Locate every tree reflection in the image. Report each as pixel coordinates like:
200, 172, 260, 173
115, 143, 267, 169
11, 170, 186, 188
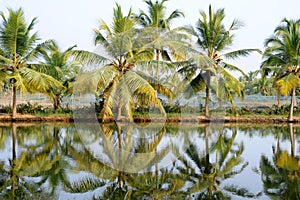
176, 125, 260, 199
258, 123, 300, 199
0, 123, 53, 200
2, 123, 295, 199
66, 122, 171, 199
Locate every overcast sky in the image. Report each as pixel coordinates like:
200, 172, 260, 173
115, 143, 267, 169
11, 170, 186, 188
1, 0, 299, 76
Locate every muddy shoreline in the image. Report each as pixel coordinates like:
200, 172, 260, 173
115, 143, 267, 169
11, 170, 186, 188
0, 114, 298, 124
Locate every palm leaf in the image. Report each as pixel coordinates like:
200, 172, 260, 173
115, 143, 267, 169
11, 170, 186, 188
276, 73, 299, 96
71, 50, 109, 66
222, 48, 261, 60
222, 62, 247, 77
19, 67, 64, 93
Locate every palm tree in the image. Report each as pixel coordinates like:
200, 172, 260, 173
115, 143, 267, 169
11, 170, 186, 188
33, 41, 82, 110
0, 8, 63, 118
73, 4, 172, 121
135, 0, 187, 80
261, 18, 300, 121
252, 76, 275, 96
182, 5, 260, 117
136, 0, 184, 30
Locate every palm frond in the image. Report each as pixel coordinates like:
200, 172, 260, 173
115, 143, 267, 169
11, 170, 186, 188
222, 48, 262, 60
135, 70, 173, 98
222, 62, 247, 77
276, 73, 299, 96
71, 50, 109, 67
19, 67, 64, 93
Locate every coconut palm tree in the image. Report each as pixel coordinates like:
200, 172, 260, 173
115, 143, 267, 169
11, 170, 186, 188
0, 8, 63, 118
32, 41, 82, 110
136, 0, 184, 30
73, 4, 172, 121
261, 18, 300, 121
181, 5, 260, 117
134, 0, 188, 80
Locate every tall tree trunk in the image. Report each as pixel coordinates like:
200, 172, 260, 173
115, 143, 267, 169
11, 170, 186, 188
277, 86, 281, 107
205, 72, 211, 117
53, 95, 61, 110
218, 99, 223, 109
117, 101, 122, 121
12, 82, 17, 119
155, 49, 160, 80
288, 87, 295, 122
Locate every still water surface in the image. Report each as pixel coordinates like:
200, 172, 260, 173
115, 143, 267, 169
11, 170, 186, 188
0, 122, 299, 200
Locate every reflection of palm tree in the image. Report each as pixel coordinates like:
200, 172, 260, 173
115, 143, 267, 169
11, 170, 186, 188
31, 126, 72, 195
126, 169, 186, 199
0, 123, 52, 199
66, 123, 170, 199
258, 124, 300, 199
177, 125, 258, 199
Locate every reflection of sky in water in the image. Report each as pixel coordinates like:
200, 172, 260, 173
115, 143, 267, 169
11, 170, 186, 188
0, 124, 298, 199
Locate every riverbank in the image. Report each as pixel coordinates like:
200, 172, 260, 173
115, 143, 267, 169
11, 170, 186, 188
0, 113, 298, 123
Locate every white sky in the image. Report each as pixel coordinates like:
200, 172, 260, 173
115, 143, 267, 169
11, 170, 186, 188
1, 0, 299, 76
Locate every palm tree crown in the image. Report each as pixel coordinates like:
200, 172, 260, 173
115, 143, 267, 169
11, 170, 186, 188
261, 18, 300, 121
0, 8, 63, 117
136, 0, 184, 29
182, 5, 259, 116
73, 4, 172, 121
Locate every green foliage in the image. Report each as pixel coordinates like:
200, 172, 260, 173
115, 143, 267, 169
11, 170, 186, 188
225, 104, 300, 116
0, 102, 72, 115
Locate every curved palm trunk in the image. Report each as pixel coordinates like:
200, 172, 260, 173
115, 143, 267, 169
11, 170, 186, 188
288, 87, 295, 122
12, 83, 17, 119
205, 72, 211, 117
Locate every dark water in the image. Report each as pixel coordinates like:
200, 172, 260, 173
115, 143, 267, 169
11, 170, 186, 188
0, 122, 299, 200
